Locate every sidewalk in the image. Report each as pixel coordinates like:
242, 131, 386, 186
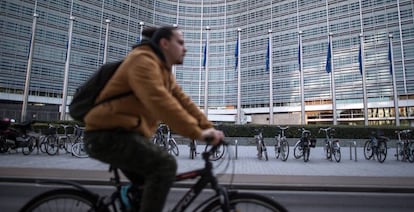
1, 145, 414, 192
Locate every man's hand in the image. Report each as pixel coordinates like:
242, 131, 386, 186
200, 128, 224, 146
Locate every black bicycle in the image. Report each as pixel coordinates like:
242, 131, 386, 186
20, 141, 287, 212
293, 128, 316, 162
363, 131, 389, 163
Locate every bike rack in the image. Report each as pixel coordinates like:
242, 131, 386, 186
234, 139, 238, 159
349, 141, 357, 161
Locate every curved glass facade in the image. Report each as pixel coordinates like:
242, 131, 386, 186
0, 0, 413, 125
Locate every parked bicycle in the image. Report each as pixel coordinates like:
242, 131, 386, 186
274, 126, 289, 161
45, 124, 74, 156
20, 141, 287, 212
152, 124, 179, 156
293, 127, 316, 162
363, 131, 389, 163
0, 118, 36, 155
70, 125, 87, 158
319, 127, 341, 162
204, 142, 226, 161
254, 128, 268, 161
36, 124, 59, 155
394, 129, 414, 163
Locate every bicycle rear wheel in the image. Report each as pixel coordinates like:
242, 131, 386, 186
20, 188, 99, 212
202, 192, 287, 212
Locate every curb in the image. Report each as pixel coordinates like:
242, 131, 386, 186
1, 168, 414, 193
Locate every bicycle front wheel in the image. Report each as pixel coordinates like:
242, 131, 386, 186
333, 148, 341, 163
408, 142, 414, 163
274, 143, 280, 159
20, 188, 99, 212
262, 144, 269, 161
46, 136, 58, 156
396, 142, 403, 161
22, 136, 36, 155
204, 143, 225, 161
303, 147, 310, 162
363, 140, 373, 160
168, 138, 179, 156
325, 142, 332, 160
0, 136, 9, 153
293, 142, 303, 159
72, 142, 89, 158
376, 141, 387, 163
202, 192, 287, 212
280, 140, 289, 161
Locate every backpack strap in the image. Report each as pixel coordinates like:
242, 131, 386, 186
94, 91, 134, 107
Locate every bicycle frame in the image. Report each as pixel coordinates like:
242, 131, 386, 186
172, 150, 230, 212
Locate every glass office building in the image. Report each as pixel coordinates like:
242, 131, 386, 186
0, 0, 413, 125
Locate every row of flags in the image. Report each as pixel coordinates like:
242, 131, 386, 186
202, 34, 395, 76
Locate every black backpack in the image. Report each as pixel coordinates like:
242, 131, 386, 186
69, 60, 133, 123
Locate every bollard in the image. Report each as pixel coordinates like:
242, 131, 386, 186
234, 139, 238, 159
349, 141, 357, 161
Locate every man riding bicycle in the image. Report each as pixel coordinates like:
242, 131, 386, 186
84, 26, 224, 212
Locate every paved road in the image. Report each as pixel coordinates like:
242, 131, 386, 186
1, 145, 414, 192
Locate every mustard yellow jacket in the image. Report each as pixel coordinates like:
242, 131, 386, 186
84, 43, 212, 139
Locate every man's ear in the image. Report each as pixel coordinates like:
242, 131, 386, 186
159, 38, 169, 49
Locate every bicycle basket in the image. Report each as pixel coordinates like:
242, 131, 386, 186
309, 138, 317, 148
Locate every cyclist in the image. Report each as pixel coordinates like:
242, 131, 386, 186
84, 26, 224, 212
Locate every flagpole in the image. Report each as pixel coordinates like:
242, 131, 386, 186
60, 15, 75, 120
389, 34, 400, 126
21, 12, 39, 122
236, 28, 241, 124
360, 33, 368, 126
103, 19, 110, 64
139, 21, 144, 42
328, 33, 337, 125
268, 30, 274, 125
204, 26, 210, 117
298, 31, 305, 125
